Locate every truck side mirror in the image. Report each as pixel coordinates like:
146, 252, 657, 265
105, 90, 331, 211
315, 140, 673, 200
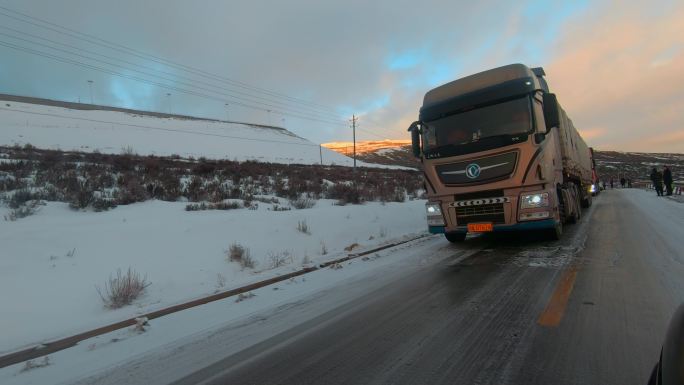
407, 121, 421, 158
543, 93, 560, 131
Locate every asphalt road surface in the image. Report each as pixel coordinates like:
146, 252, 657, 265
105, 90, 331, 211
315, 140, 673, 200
164, 190, 683, 385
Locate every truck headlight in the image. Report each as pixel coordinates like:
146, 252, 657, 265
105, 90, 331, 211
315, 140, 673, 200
520, 192, 549, 209
426, 202, 445, 226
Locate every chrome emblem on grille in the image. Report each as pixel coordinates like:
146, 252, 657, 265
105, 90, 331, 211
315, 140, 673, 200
441, 162, 510, 177
465, 163, 481, 179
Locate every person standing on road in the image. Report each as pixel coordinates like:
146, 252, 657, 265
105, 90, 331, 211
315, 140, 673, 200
650, 167, 664, 196
620, 177, 626, 188
663, 166, 673, 196
610, 178, 614, 189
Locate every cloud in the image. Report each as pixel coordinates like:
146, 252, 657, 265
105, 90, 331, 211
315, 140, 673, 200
577, 128, 607, 141
0, 0, 680, 152
546, 0, 684, 152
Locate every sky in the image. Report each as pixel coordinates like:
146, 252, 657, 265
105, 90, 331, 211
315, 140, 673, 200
0, 0, 682, 153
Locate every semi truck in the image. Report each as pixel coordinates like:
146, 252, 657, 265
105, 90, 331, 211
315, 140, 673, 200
408, 64, 593, 241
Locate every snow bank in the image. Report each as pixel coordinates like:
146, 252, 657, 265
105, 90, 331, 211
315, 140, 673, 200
0, 198, 427, 354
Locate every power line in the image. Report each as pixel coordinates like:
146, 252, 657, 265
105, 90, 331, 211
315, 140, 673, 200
0, 5, 404, 141
0, 25, 346, 121
0, 106, 321, 147
0, 6, 341, 115
346, 114, 395, 141
0, 40, 347, 128
0, 31, 346, 124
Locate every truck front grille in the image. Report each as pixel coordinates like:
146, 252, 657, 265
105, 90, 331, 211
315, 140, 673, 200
455, 203, 505, 225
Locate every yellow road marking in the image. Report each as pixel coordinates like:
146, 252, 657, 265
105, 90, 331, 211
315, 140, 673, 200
538, 265, 579, 327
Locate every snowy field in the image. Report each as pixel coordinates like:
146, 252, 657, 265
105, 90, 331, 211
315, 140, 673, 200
0, 198, 427, 355
0, 234, 446, 385
0, 99, 396, 168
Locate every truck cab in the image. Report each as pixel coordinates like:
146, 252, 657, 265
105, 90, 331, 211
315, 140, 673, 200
409, 64, 591, 241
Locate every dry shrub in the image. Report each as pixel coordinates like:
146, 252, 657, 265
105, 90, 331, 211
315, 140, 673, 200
117, 178, 148, 205
0, 145, 423, 212
96, 268, 150, 309
289, 196, 315, 209
67, 180, 94, 209
267, 251, 293, 269
270, 204, 291, 211
7, 189, 40, 208
4, 200, 42, 221
216, 273, 227, 290
344, 243, 360, 252
186, 201, 240, 211
329, 184, 361, 205
227, 243, 256, 269
296, 220, 310, 234
235, 292, 256, 302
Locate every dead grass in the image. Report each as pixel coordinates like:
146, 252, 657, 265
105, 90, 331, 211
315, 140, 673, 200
0, 145, 423, 212
235, 292, 256, 302
227, 243, 256, 269
344, 243, 360, 252
4, 200, 42, 221
289, 196, 315, 209
296, 219, 310, 234
96, 268, 150, 309
267, 251, 293, 269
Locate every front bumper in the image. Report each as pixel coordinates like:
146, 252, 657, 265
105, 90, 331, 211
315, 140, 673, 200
429, 218, 557, 234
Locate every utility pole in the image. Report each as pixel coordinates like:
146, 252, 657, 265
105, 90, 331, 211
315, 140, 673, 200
319, 145, 323, 165
350, 114, 358, 171
87, 80, 94, 104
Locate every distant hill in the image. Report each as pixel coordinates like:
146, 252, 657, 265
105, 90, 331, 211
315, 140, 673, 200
322, 140, 419, 169
323, 141, 683, 183
592, 151, 683, 183
0, 94, 399, 168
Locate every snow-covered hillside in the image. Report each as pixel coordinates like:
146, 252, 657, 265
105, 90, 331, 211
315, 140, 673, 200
0, 96, 386, 167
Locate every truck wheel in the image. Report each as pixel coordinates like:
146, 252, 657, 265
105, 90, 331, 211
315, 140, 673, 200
568, 206, 578, 224
445, 232, 466, 243
567, 186, 581, 223
581, 190, 592, 208
547, 222, 563, 240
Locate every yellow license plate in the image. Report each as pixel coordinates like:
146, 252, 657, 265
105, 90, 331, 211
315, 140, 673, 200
468, 223, 493, 232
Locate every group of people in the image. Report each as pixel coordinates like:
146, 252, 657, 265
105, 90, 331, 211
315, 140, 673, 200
650, 166, 674, 196
606, 177, 632, 189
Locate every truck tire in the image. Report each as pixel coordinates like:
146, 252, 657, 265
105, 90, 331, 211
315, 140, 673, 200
575, 188, 583, 221
445, 232, 466, 243
567, 185, 581, 223
547, 221, 563, 240
581, 190, 592, 208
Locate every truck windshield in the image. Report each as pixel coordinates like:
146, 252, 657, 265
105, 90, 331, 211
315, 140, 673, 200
422, 96, 532, 151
